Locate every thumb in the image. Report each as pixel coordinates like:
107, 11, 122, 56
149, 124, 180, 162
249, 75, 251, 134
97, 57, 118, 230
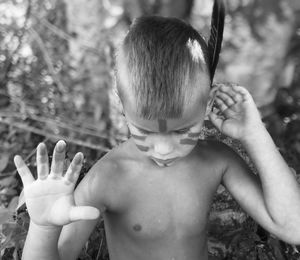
208, 112, 223, 132
69, 206, 100, 222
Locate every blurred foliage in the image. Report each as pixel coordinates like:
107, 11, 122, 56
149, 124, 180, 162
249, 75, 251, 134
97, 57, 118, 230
0, 0, 299, 259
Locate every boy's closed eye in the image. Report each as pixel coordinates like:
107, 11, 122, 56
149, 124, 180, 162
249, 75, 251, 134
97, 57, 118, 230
137, 127, 190, 135
137, 128, 154, 135
173, 128, 190, 135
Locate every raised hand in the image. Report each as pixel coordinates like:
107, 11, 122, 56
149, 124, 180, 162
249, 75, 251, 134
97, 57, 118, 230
14, 140, 99, 227
208, 84, 263, 140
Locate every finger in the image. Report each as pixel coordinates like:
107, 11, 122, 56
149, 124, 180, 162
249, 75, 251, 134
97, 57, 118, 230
37, 143, 49, 180
218, 86, 243, 103
207, 86, 220, 111
208, 112, 223, 132
216, 92, 235, 107
64, 152, 83, 185
215, 96, 229, 112
232, 85, 251, 100
69, 206, 100, 222
50, 140, 66, 178
14, 155, 35, 186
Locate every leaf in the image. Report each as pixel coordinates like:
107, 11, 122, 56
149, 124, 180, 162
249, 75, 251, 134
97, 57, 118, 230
0, 176, 17, 188
0, 188, 18, 196
17, 190, 25, 211
210, 209, 247, 225
1, 222, 18, 237
0, 197, 18, 225
8, 196, 19, 211
0, 208, 12, 225
0, 153, 10, 172
0, 223, 19, 251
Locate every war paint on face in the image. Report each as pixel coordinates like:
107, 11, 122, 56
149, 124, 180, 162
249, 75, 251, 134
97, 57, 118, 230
179, 138, 198, 145
126, 113, 204, 167
179, 131, 201, 145
158, 119, 167, 133
187, 132, 201, 138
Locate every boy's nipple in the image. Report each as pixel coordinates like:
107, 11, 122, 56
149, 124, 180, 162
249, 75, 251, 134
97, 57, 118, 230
133, 224, 142, 232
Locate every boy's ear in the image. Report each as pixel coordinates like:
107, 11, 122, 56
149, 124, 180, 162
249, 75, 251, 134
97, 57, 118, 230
205, 84, 219, 118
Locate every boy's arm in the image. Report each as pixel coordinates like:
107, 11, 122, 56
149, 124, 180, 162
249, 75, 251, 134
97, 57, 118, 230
58, 161, 109, 260
22, 222, 62, 259
209, 85, 300, 244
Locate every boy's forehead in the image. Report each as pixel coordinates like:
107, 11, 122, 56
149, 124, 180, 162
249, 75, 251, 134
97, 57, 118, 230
125, 100, 205, 132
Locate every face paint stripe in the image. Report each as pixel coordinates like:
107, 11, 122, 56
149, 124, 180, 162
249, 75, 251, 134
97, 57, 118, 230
180, 139, 198, 145
136, 144, 149, 152
132, 134, 147, 141
188, 132, 201, 138
158, 119, 167, 133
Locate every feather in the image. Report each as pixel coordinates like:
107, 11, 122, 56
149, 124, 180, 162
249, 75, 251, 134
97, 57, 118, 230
208, 0, 226, 84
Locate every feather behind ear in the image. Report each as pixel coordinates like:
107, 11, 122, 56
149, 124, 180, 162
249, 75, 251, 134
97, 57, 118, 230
208, 0, 225, 84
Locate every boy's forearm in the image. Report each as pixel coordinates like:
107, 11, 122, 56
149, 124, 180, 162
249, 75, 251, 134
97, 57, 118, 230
240, 123, 300, 228
22, 221, 62, 260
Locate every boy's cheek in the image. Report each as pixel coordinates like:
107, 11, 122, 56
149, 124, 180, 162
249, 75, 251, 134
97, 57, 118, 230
177, 127, 202, 146
129, 132, 151, 153
176, 132, 201, 156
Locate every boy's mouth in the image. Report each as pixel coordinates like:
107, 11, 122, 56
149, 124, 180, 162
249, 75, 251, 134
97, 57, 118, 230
150, 156, 179, 166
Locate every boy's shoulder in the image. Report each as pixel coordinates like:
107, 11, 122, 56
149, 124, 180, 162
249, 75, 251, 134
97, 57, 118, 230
93, 139, 140, 173
195, 139, 241, 170
78, 140, 138, 210
87, 140, 134, 182
196, 139, 236, 157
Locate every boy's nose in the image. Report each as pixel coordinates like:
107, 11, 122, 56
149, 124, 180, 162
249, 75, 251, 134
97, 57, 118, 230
153, 141, 174, 156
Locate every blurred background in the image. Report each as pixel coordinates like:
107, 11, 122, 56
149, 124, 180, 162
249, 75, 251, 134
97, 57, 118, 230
0, 0, 299, 259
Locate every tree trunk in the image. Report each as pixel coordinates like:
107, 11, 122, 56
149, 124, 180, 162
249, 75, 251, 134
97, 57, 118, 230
64, 0, 112, 136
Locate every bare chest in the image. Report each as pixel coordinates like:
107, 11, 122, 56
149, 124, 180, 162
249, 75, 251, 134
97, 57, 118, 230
118, 169, 218, 240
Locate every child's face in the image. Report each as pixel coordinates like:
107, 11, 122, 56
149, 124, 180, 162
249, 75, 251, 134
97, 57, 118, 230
124, 99, 207, 167
116, 49, 210, 167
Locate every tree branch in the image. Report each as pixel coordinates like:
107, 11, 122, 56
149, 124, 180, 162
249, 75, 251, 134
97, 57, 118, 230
36, 16, 101, 56
28, 27, 66, 93
0, 119, 110, 152
0, 111, 110, 140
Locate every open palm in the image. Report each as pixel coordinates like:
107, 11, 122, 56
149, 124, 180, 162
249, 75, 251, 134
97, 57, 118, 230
14, 141, 99, 227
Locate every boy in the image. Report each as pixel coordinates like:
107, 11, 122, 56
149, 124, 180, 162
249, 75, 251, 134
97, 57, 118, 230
14, 15, 300, 260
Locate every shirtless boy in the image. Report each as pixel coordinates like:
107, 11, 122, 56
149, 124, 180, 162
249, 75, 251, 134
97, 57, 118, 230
15, 15, 300, 260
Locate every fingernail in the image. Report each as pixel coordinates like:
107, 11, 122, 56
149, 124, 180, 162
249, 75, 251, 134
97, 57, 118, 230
74, 153, 83, 164
38, 143, 47, 155
14, 155, 21, 165
56, 140, 66, 152
14, 155, 25, 168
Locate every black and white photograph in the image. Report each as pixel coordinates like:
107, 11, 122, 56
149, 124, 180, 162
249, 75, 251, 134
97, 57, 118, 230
0, 0, 300, 259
